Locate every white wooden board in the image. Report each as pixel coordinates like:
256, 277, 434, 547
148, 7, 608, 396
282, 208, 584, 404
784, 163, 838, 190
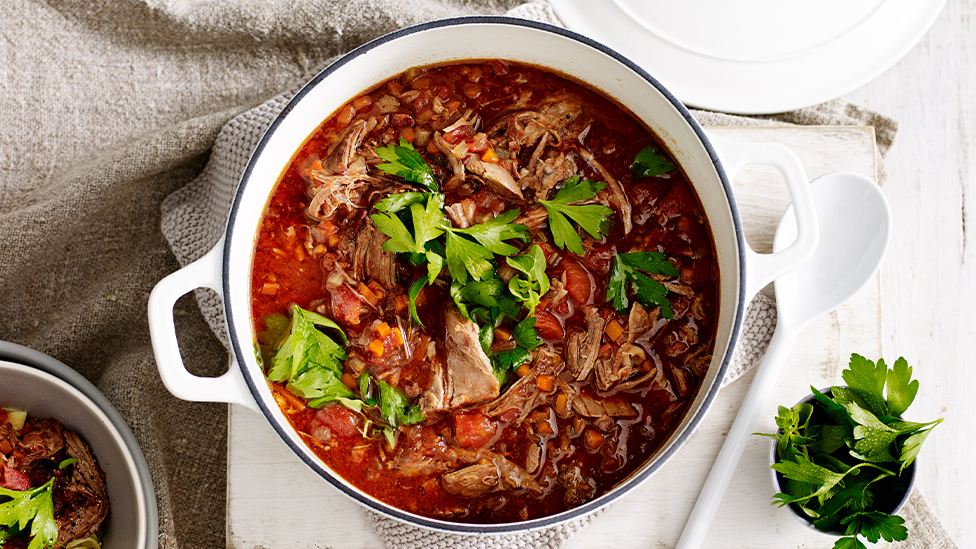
227, 126, 881, 549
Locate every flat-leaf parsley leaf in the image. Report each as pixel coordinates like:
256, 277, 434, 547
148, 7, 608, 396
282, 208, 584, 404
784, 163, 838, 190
605, 251, 679, 318
538, 176, 613, 255
0, 478, 59, 549
632, 144, 677, 178
375, 138, 439, 193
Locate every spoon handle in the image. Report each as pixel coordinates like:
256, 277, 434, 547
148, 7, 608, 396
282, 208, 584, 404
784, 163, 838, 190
674, 322, 797, 549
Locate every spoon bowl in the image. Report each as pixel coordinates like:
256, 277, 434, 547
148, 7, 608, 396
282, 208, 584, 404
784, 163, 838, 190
774, 171, 891, 327
675, 170, 892, 549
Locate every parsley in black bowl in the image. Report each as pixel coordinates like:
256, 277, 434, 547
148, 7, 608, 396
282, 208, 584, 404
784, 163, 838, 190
761, 354, 941, 549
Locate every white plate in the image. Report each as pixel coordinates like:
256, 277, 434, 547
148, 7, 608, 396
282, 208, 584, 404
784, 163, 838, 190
549, 0, 945, 114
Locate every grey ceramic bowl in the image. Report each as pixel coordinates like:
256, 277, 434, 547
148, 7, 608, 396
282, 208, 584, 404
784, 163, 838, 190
769, 387, 916, 536
0, 340, 158, 549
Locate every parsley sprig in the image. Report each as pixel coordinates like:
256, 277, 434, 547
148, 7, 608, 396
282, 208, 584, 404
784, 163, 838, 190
506, 244, 550, 316
606, 251, 679, 319
370, 143, 547, 387
261, 305, 424, 433
374, 139, 439, 193
632, 144, 676, 178
0, 478, 58, 549
762, 354, 943, 549
538, 176, 613, 255
265, 305, 356, 409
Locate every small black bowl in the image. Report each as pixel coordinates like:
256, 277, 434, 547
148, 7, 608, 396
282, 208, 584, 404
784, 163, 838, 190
768, 387, 916, 536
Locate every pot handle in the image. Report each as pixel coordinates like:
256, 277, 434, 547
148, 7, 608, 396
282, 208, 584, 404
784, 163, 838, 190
147, 238, 260, 413
706, 131, 820, 299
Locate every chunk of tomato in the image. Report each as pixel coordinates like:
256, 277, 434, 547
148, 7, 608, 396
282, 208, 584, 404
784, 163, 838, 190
561, 259, 592, 305
1, 466, 31, 491
453, 412, 496, 449
534, 310, 564, 340
313, 405, 361, 439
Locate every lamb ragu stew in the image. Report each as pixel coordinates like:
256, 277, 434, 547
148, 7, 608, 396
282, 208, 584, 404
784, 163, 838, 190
1, 407, 109, 549
251, 60, 719, 523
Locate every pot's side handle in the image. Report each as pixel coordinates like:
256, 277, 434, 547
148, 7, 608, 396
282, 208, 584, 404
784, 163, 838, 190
706, 131, 820, 299
147, 238, 260, 413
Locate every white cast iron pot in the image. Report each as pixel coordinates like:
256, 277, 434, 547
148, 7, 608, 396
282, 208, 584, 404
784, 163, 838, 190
147, 17, 818, 534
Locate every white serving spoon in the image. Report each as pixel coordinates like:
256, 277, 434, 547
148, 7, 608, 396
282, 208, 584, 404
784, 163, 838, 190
675, 171, 892, 549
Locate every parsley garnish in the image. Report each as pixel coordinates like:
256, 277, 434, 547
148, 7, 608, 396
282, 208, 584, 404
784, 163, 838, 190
358, 373, 425, 446
605, 251, 679, 318
538, 176, 613, 255
265, 305, 355, 408
762, 355, 942, 548
506, 244, 550, 316
0, 478, 59, 549
375, 138, 439, 193
373, 191, 429, 214
263, 305, 426, 445
632, 144, 677, 178
490, 347, 531, 386
513, 316, 542, 350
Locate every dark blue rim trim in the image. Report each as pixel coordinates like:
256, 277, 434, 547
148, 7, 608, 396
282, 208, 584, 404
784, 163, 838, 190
223, 14, 747, 534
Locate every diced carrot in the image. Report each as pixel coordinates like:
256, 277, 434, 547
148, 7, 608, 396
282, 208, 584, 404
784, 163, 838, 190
481, 147, 499, 163
598, 343, 612, 357
536, 420, 554, 436
394, 294, 409, 314
261, 283, 279, 296
341, 372, 357, 390
584, 428, 605, 450
337, 104, 356, 126
605, 319, 625, 342
400, 126, 417, 143
494, 328, 512, 341
352, 95, 373, 110
376, 321, 391, 338
367, 280, 386, 299
369, 339, 385, 357
516, 363, 532, 377
306, 159, 324, 177
555, 393, 569, 415
294, 245, 306, 262
359, 282, 380, 306
392, 327, 404, 346
536, 375, 555, 393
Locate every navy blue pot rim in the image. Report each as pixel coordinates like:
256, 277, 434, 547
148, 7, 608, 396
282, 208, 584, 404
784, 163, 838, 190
769, 386, 917, 536
0, 339, 160, 548
221, 16, 746, 532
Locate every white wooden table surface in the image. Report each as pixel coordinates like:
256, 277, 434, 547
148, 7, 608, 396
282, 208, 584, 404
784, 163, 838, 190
227, 126, 887, 549
844, 1, 972, 546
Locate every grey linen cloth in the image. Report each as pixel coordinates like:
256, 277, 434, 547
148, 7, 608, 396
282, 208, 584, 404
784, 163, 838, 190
0, 1, 951, 548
